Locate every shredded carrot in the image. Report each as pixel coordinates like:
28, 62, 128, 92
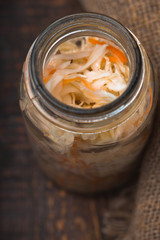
63, 77, 95, 91
88, 37, 107, 45
43, 69, 56, 84
44, 76, 49, 84
101, 57, 106, 69
88, 37, 127, 64
108, 56, 118, 63
49, 69, 56, 75
101, 56, 118, 66
83, 57, 88, 63
107, 45, 127, 64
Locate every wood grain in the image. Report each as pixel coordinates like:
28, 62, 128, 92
0, 1, 108, 239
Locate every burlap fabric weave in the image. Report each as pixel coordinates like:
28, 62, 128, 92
79, 0, 160, 239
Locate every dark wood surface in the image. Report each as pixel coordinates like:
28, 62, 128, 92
0, 1, 131, 239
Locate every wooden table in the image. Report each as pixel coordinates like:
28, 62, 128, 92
0, 1, 134, 239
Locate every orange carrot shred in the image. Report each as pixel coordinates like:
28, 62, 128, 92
43, 69, 56, 84
44, 76, 49, 84
101, 57, 106, 69
83, 57, 88, 63
88, 37, 127, 64
107, 45, 127, 64
88, 37, 107, 45
108, 56, 118, 63
49, 69, 56, 76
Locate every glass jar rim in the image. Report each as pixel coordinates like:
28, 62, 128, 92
28, 13, 142, 123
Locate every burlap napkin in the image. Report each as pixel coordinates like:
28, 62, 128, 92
79, 0, 160, 239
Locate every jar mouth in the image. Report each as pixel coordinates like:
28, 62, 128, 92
29, 13, 142, 122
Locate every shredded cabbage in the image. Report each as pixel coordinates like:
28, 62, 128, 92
43, 36, 129, 108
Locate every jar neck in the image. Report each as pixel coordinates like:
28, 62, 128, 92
25, 13, 147, 130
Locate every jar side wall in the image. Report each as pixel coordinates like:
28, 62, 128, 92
19, 14, 158, 193
22, 99, 153, 192
20, 51, 155, 193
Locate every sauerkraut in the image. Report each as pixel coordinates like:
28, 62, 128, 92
43, 37, 129, 108
41, 37, 152, 148
20, 16, 156, 192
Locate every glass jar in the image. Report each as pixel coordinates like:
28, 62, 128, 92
19, 13, 158, 193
